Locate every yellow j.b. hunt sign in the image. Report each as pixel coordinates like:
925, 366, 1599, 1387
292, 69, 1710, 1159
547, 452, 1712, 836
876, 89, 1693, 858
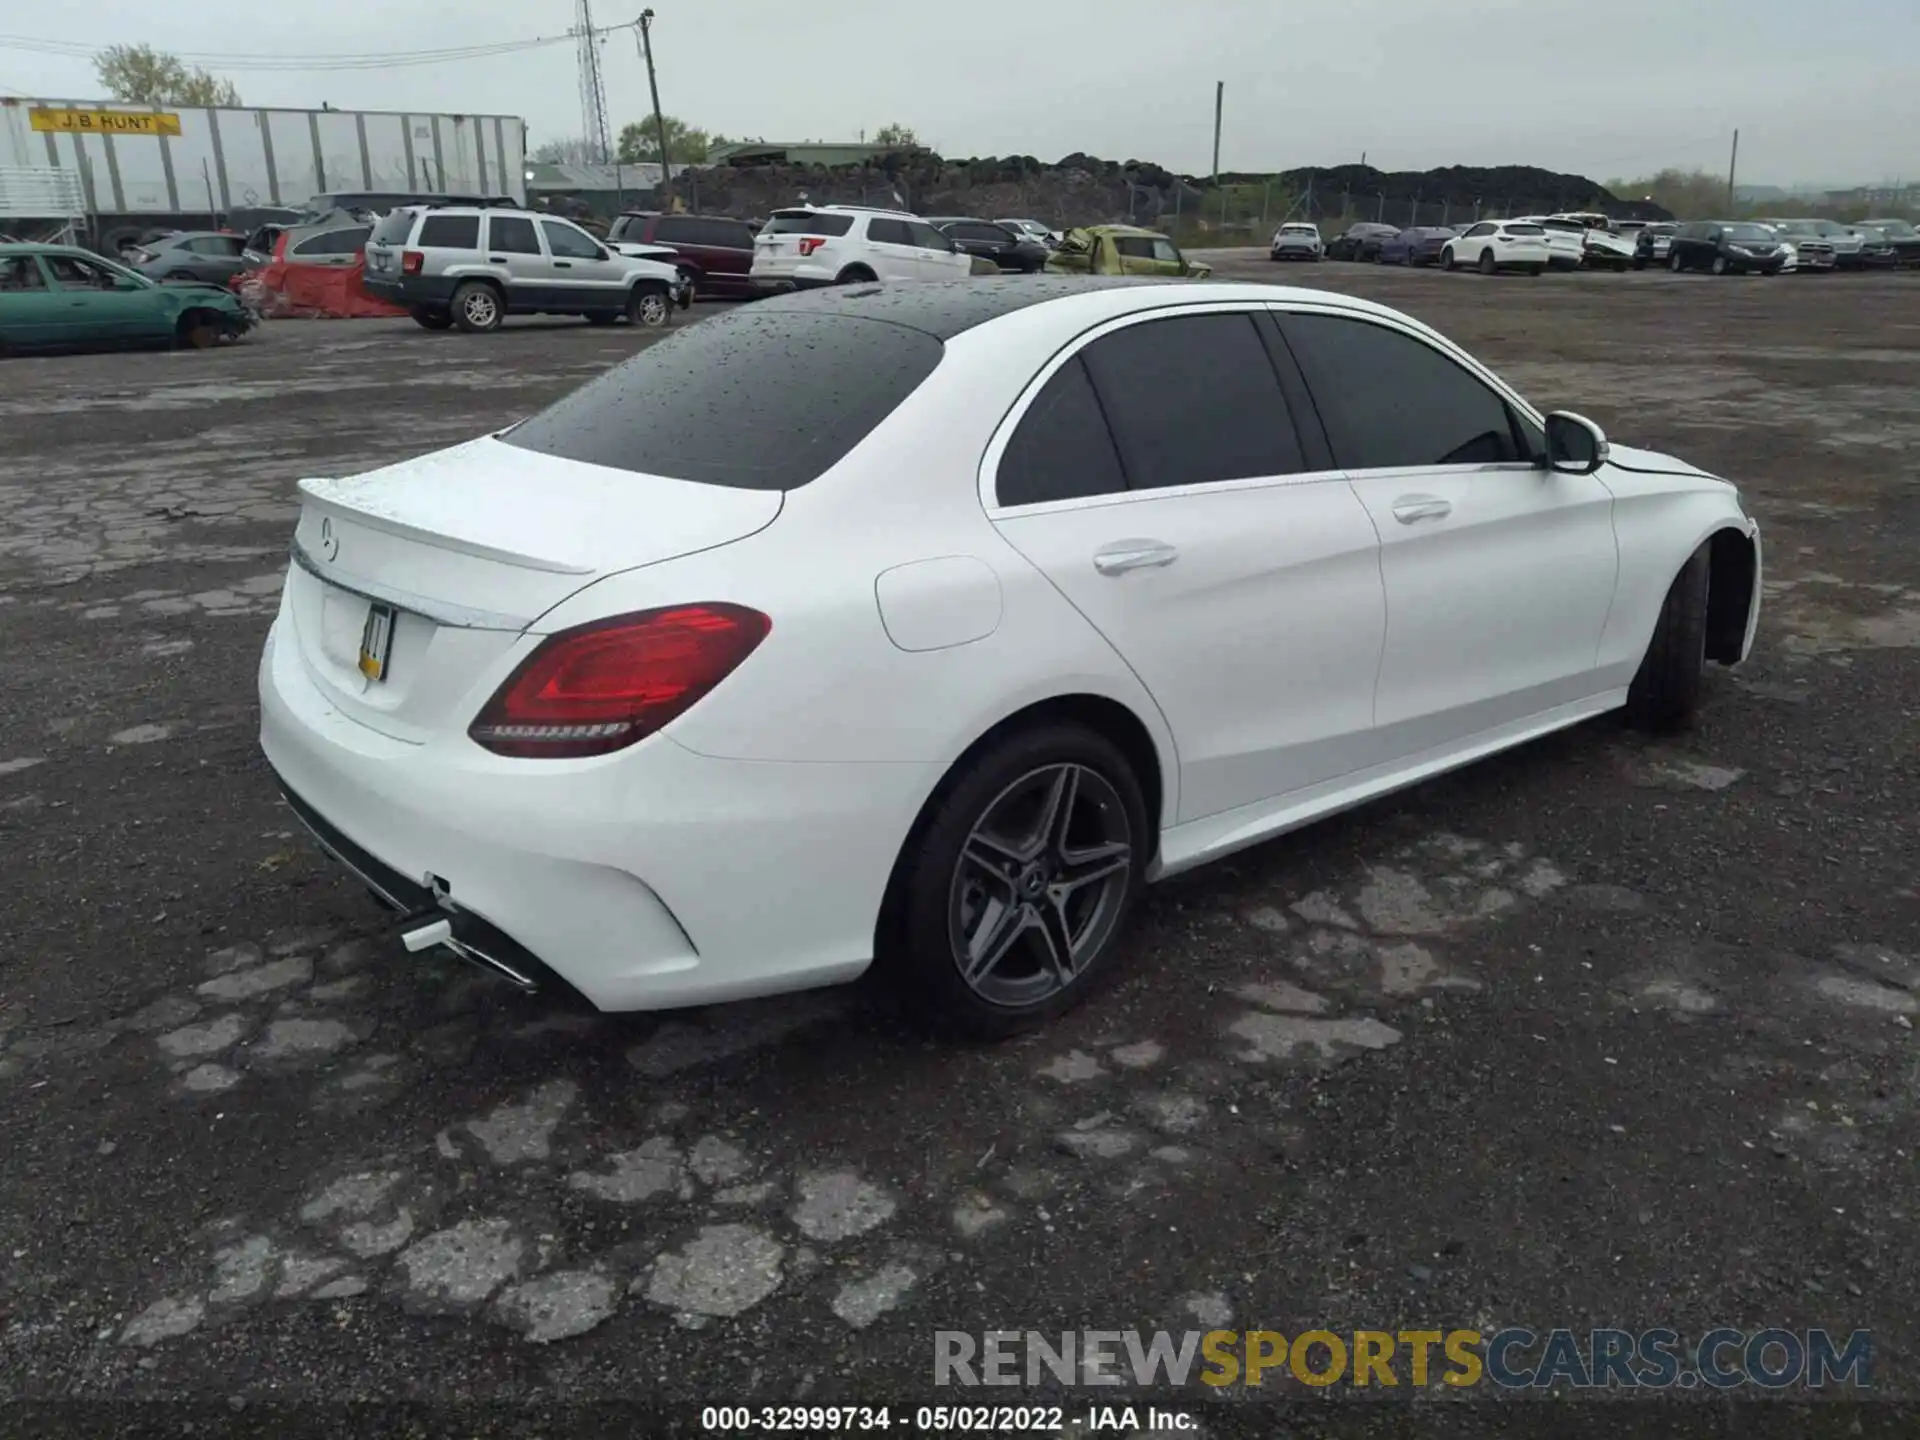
29, 107, 183, 137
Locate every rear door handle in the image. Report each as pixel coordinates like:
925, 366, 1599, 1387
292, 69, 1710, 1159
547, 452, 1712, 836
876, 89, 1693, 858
1093, 540, 1178, 575
489, 255, 507, 262
1391, 495, 1452, 523
553, 261, 573, 269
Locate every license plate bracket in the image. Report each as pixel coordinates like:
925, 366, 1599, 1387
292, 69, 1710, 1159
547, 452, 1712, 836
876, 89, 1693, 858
359, 601, 397, 683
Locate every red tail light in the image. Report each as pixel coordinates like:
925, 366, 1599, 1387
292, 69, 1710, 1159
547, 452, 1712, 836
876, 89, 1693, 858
469, 604, 771, 759
797, 237, 826, 257
401, 249, 424, 275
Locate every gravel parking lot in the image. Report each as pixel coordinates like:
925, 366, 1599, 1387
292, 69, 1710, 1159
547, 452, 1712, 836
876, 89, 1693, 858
2, 260, 1918, 1434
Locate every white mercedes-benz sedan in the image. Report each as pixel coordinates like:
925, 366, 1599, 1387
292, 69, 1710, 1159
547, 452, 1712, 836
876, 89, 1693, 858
259, 277, 1762, 1036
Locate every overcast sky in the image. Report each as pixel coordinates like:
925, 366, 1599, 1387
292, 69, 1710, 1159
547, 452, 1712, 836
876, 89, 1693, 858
4, 0, 1915, 186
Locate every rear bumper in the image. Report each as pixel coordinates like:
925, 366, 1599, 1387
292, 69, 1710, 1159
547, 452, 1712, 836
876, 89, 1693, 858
257, 616, 934, 1012
749, 274, 834, 295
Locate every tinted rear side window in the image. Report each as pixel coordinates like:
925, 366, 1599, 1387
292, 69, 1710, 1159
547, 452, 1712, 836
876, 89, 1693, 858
500, 311, 943, 490
1282, 313, 1522, 469
1080, 313, 1307, 490
997, 357, 1127, 507
417, 215, 480, 249
766, 211, 854, 237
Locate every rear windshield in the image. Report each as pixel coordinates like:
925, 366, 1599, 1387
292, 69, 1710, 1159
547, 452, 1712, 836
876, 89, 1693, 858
499, 310, 944, 490
765, 211, 854, 237
369, 209, 417, 245
1502, 223, 1546, 235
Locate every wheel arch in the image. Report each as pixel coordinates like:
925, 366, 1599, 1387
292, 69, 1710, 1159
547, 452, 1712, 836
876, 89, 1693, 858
870, 689, 1169, 963
1704, 525, 1758, 664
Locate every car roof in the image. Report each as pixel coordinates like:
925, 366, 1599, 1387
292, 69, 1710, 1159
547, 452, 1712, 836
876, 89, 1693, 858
747, 275, 1407, 342
923, 216, 992, 226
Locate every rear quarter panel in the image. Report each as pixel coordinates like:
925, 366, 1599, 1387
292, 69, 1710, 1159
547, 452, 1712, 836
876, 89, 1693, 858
526, 328, 1182, 814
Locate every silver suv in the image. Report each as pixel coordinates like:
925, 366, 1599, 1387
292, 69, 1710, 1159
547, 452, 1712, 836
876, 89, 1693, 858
363, 205, 691, 332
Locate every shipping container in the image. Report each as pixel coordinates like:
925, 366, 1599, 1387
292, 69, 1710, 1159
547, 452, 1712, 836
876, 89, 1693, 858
0, 98, 527, 252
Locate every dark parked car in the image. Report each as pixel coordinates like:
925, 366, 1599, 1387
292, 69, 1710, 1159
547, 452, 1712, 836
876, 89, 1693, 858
1667, 221, 1790, 275
1858, 218, 1920, 266
924, 217, 1049, 273
1326, 222, 1401, 262
128, 231, 251, 286
605, 212, 758, 299
1377, 226, 1457, 266
1631, 222, 1679, 269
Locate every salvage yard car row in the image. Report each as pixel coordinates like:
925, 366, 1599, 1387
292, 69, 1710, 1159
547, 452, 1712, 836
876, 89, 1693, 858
1291, 211, 1920, 276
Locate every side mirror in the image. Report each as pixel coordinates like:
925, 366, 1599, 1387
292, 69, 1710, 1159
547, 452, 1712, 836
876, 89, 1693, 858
1544, 411, 1608, 475
594, 246, 610, 261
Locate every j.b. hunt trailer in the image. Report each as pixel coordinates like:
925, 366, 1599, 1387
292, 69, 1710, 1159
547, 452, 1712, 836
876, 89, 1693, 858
0, 98, 527, 255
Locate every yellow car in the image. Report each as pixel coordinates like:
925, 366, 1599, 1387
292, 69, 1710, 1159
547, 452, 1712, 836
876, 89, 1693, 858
1043, 225, 1212, 278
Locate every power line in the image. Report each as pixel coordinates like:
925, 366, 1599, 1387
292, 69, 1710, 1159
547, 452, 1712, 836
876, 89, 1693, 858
0, 26, 634, 73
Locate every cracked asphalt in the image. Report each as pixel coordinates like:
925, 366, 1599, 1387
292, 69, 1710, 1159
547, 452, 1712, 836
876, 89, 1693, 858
2, 259, 1918, 1438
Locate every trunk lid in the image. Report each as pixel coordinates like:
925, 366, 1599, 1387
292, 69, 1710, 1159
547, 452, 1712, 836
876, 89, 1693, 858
284, 435, 783, 742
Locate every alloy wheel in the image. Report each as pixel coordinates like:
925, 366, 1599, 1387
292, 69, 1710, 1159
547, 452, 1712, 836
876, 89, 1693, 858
463, 291, 498, 327
948, 763, 1133, 1008
638, 292, 669, 326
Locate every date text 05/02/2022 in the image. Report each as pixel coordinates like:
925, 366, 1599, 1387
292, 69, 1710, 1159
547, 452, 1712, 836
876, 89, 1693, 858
698, 1404, 1196, 1431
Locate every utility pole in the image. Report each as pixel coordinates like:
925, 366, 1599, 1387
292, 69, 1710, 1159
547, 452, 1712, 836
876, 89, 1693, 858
637, 10, 672, 209
1726, 128, 1739, 213
1211, 81, 1225, 233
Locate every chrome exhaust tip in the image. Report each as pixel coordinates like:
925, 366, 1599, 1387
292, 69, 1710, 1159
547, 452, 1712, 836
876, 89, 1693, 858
395, 910, 539, 992
400, 915, 453, 953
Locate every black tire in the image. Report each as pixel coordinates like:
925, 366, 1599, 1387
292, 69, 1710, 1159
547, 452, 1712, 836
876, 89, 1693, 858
879, 722, 1150, 1038
1478, 250, 1496, 276
626, 282, 672, 327
1527, 264, 1545, 276
1441, 247, 1456, 271
1626, 546, 1710, 733
174, 310, 221, 350
1633, 256, 1647, 271
1710, 255, 1729, 276
835, 265, 877, 285
410, 306, 453, 330
1670, 251, 1685, 273
451, 280, 504, 333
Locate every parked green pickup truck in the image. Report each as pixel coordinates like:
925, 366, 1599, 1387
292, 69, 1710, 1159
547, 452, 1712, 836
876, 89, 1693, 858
0, 243, 255, 355
1043, 225, 1212, 279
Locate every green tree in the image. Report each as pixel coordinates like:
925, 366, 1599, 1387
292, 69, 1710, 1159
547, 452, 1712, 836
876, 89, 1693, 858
873, 122, 918, 147
617, 116, 714, 166
1607, 167, 1740, 220
94, 45, 240, 107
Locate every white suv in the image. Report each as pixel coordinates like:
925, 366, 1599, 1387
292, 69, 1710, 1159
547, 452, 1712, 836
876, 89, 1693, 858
750, 205, 975, 292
